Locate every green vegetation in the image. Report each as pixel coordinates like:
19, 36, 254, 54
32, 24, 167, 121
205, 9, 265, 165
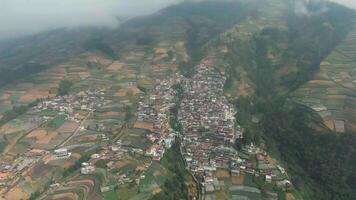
83, 38, 116, 58
0, 101, 37, 127
222, 2, 356, 199
0, 141, 8, 154
57, 80, 73, 96
0, 63, 49, 88
45, 115, 66, 129
150, 139, 190, 200
169, 84, 183, 133
124, 106, 134, 123
62, 154, 91, 178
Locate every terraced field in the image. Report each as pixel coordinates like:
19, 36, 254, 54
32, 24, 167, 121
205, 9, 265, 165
291, 25, 356, 133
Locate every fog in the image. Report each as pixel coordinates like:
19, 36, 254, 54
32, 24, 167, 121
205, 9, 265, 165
330, 0, 356, 9
0, 0, 181, 39
0, 0, 355, 40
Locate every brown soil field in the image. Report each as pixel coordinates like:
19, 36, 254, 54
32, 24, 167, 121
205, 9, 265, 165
115, 87, 141, 96
286, 192, 296, 200
115, 159, 132, 169
5, 186, 29, 200
104, 111, 125, 117
63, 160, 76, 169
153, 170, 162, 178
26, 129, 57, 144
215, 169, 230, 179
0, 124, 23, 135
155, 48, 168, 54
57, 121, 79, 133
133, 122, 154, 132
30, 162, 52, 179
316, 71, 330, 79
307, 80, 336, 87
186, 176, 198, 199
52, 192, 79, 200
138, 78, 154, 86
78, 72, 90, 80
114, 91, 127, 97
107, 62, 124, 72
320, 61, 331, 66
71, 152, 82, 159
238, 81, 253, 97
152, 188, 162, 195
0, 93, 10, 100
20, 90, 53, 103
325, 120, 335, 131
135, 166, 145, 172
77, 135, 98, 142
232, 174, 245, 185
85, 53, 112, 66
215, 190, 229, 200
266, 155, 277, 165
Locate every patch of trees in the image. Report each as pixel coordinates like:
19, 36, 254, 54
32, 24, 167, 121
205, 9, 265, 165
57, 80, 72, 96
0, 104, 35, 127
136, 36, 155, 46
83, 38, 116, 58
229, 4, 356, 199
137, 84, 147, 93
62, 154, 91, 178
150, 139, 190, 200
0, 63, 48, 88
178, 61, 196, 78
261, 103, 356, 200
124, 106, 134, 123
169, 84, 183, 133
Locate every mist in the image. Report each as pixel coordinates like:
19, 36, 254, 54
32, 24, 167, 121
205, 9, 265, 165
330, 0, 356, 9
0, 0, 181, 40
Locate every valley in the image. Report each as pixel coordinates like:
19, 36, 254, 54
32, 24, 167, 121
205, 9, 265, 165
0, 0, 355, 200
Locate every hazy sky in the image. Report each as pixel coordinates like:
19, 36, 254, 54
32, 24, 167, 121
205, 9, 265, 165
0, 0, 355, 40
0, 0, 181, 39
331, 0, 356, 8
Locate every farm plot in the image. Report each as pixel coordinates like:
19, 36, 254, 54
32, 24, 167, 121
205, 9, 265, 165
57, 120, 80, 133
121, 129, 151, 150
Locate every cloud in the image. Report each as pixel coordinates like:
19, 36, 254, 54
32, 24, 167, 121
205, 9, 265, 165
294, 0, 329, 16
0, 0, 181, 39
329, 0, 356, 9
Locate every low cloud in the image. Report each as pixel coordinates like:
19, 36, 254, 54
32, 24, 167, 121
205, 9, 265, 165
330, 0, 356, 9
294, 0, 329, 16
0, 0, 181, 39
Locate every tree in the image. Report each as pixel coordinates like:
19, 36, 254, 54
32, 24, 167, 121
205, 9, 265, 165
57, 80, 72, 96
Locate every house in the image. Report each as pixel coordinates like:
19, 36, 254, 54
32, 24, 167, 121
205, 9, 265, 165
54, 148, 68, 157
30, 149, 45, 156
0, 172, 11, 180
265, 174, 272, 183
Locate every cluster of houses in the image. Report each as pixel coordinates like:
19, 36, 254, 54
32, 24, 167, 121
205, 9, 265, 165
137, 77, 179, 160
0, 156, 41, 194
35, 89, 109, 122
177, 64, 241, 175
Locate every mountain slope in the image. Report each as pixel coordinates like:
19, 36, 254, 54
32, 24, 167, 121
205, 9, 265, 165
292, 25, 356, 133
0, 0, 355, 199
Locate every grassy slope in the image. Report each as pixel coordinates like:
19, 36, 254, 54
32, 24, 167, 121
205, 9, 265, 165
291, 26, 356, 132
208, 0, 356, 199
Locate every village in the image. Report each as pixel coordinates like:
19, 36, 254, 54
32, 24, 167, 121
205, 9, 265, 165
136, 75, 180, 161
134, 63, 294, 198
0, 88, 115, 196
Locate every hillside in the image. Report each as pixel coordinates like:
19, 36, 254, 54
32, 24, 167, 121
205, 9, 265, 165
0, 0, 355, 200
292, 25, 356, 133
194, 0, 356, 199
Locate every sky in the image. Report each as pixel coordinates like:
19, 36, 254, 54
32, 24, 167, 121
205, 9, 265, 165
0, 0, 355, 40
0, 0, 181, 39
331, 0, 356, 8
